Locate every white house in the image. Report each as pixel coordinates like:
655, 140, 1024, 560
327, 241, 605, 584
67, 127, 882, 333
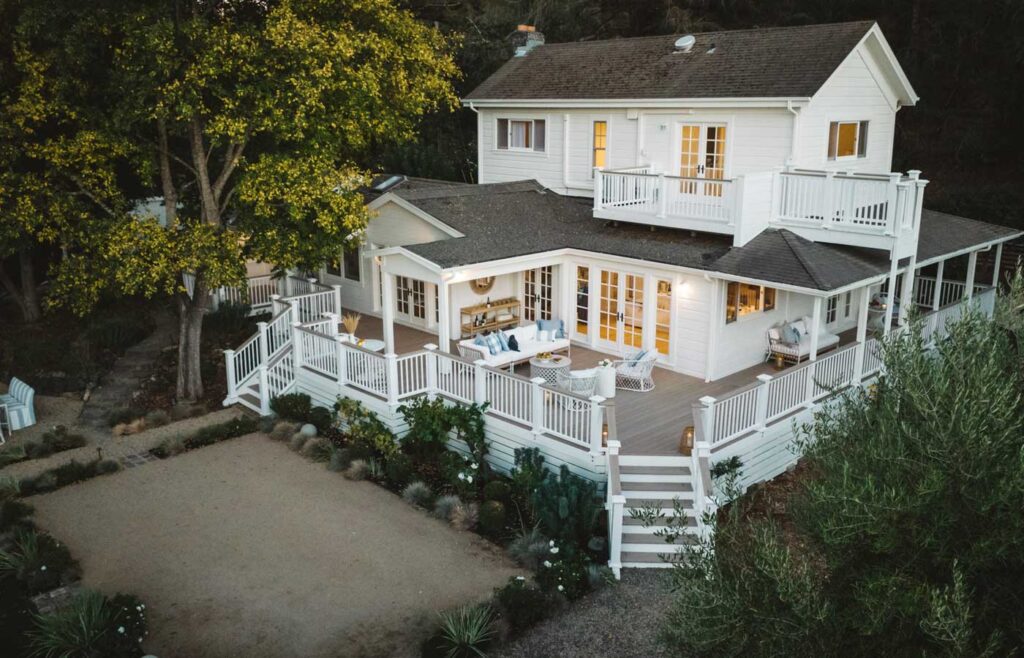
220, 22, 1021, 572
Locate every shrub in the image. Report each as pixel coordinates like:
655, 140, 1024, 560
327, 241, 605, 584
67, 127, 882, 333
28, 590, 148, 658
48, 460, 95, 488
365, 457, 386, 481
0, 529, 79, 595
535, 547, 591, 600
86, 314, 152, 352
95, 459, 121, 475
507, 526, 550, 570
343, 460, 368, 481
509, 448, 549, 526
433, 494, 462, 521
327, 448, 352, 472
334, 398, 398, 461
307, 406, 336, 434
0, 445, 28, 468
0, 499, 34, 533
401, 481, 433, 508
106, 408, 139, 428
143, 409, 171, 428
270, 393, 312, 423
204, 301, 253, 335
532, 465, 602, 552
269, 421, 299, 441
483, 480, 511, 503
479, 500, 506, 536
398, 397, 452, 458
494, 577, 552, 633
182, 416, 257, 450
42, 426, 88, 453
0, 475, 20, 501
151, 437, 186, 459
385, 453, 415, 487
289, 433, 309, 452
450, 502, 478, 531
301, 437, 332, 462
431, 605, 497, 658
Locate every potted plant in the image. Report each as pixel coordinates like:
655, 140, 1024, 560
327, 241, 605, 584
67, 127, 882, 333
341, 312, 361, 342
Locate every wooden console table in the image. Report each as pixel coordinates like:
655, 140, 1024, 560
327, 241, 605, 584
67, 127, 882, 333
460, 298, 521, 337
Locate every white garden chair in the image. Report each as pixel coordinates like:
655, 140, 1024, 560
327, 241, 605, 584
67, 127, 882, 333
613, 350, 657, 392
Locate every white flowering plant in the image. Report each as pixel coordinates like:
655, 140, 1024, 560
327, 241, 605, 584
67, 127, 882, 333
534, 541, 591, 600
452, 456, 481, 498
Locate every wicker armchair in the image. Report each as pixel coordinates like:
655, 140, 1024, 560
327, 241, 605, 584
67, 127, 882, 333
613, 350, 657, 392
556, 368, 599, 409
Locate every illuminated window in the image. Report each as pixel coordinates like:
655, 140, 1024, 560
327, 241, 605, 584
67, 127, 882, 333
827, 121, 868, 160
592, 121, 607, 170
725, 282, 777, 324
524, 266, 553, 321
576, 266, 589, 336
655, 279, 672, 356
496, 118, 545, 152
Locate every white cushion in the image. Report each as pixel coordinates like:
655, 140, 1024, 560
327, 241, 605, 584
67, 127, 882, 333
791, 320, 807, 335
767, 327, 782, 341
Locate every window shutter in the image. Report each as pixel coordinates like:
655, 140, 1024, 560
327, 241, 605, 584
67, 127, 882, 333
534, 120, 545, 151
497, 119, 508, 149
857, 121, 869, 157
827, 122, 838, 160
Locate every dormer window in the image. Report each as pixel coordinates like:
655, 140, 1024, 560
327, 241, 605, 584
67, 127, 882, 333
496, 118, 545, 152
827, 120, 868, 160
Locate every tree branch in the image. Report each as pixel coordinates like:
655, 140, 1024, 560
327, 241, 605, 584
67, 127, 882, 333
157, 117, 178, 228
211, 124, 251, 203
188, 117, 218, 224
68, 176, 118, 218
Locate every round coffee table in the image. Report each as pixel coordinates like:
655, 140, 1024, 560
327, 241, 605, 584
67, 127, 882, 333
356, 339, 386, 353
529, 355, 571, 386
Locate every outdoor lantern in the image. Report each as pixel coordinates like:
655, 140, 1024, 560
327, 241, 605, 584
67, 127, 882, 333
601, 422, 609, 447
680, 425, 695, 455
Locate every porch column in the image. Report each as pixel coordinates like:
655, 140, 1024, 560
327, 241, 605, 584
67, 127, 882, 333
560, 264, 574, 330
437, 279, 451, 353
992, 243, 1004, 288
809, 296, 823, 361
965, 251, 978, 301
883, 255, 899, 336
932, 260, 944, 311
898, 258, 917, 326
854, 285, 870, 382
382, 270, 396, 354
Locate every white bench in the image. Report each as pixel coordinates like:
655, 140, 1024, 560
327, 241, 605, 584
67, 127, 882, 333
767, 318, 840, 364
458, 323, 570, 368
0, 377, 37, 435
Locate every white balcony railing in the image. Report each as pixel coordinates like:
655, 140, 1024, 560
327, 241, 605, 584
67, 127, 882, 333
595, 168, 737, 226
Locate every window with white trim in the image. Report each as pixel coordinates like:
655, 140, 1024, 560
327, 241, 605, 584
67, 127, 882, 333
827, 120, 868, 160
592, 120, 607, 170
843, 291, 852, 318
496, 118, 545, 152
725, 282, 777, 324
826, 296, 838, 324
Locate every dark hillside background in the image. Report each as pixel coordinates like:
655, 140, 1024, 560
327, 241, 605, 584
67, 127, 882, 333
377, 0, 1024, 231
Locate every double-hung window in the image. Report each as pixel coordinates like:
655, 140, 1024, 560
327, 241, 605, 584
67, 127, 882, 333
826, 296, 838, 324
496, 118, 545, 152
725, 282, 777, 324
592, 120, 607, 170
827, 120, 868, 160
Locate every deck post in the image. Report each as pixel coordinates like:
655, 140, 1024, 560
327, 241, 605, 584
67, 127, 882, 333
258, 364, 270, 415
437, 280, 451, 353
223, 349, 237, 402
696, 395, 716, 445
694, 440, 715, 539
323, 312, 339, 338
257, 321, 269, 363
821, 170, 835, 229
530, 377, 545, 435
754, 374, 772, 429
424, 344, 439, 400
992, 243, 1004, 288
883, 254, 899, 335
382, 270, 397, 355
804, 361, 817, 405
473, 359, 488, 406
965, 251, 978, 301
385, 353, 399, 407
809, 297, 823, 360
588, 395, 606, 454
283, 275, 293, 297
657, 173, 667, 218
898, 258, 917, 326
334, 337, 348, 388
593, 169, 603, 211
606, 439, 624, 580
854, 287, 870, 383
291, 321, 303, 369
932, 260, 944, 310
331, 284, 342, 317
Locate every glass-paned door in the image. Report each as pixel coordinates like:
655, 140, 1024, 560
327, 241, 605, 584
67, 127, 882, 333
524, 266, 553, 322
655, 279, 672, 357
678, 123, 727, 197
396, 276, 426, 324
575, 266, 590, 337
597, 269, 644, 353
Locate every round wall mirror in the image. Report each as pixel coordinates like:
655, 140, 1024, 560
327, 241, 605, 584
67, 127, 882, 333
470, 276, 495, 294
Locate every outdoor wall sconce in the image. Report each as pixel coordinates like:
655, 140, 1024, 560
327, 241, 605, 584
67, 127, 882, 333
679, 425, 695, 455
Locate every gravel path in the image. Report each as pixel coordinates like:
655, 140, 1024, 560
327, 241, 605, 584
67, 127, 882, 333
29, 434, 522, 658
493, 569, 676, 658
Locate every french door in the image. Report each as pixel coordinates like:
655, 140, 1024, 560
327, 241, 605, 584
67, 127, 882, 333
395, 276, 426, 325
677, 123, 727, 197
597, 269, 645, 353
523, 266, 553, 322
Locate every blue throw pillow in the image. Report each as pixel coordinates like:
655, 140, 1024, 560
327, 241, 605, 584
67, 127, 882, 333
473, 335, 487, 352
496, 330, 510, 352
537, 318, 562, 337
629, 349, 647, 366
483, 333, 502, 356
783, 325, 801, 344
508, 335, 520, 352
556, 319, 566, 339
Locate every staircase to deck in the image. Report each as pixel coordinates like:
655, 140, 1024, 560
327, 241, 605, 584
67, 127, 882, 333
618, 455, 698, 567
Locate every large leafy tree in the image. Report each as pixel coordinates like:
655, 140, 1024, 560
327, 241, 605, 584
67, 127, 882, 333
29, 0, 457, 399
663, 289, 1024, 656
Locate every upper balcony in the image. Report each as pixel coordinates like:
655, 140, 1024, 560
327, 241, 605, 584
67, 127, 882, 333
593, 166, 927, 257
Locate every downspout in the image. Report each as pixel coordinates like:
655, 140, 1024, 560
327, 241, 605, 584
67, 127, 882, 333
786, 100, 800, 166
703, 273, 718, 382
562, 113, 571, 194
467, 102, 481, 184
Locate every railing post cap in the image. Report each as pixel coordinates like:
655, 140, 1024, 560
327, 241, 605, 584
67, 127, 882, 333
530, 376, 546, 385
384, 352, 397, 359
423, 343, 438, 351
473, 359, 488, 367
270, 293, 280, 300
256, 321, 268, 329
291, 320, 301, 327
907, 169, 921, 179
223, 348, 235, 355
332, 283, 342, 290
606, 439, 621, 450
756, 373, 774, 383
699, 395, 717, 406
334, 335, 348, 344
589, 395, 606, 404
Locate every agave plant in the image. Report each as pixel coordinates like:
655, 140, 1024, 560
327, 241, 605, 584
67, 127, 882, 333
436, 604, 497, 658
28, 590, 112, 658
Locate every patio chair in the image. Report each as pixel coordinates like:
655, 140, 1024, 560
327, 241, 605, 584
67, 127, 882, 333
613, 350, 657, 392
0, 377, 36, 433
556, 368, 599, 409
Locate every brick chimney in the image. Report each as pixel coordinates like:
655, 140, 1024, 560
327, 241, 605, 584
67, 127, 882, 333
511, 25, 545, 57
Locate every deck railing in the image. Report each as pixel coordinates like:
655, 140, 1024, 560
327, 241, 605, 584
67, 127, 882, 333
697, 288, 995, 448
595, 169, 737, 225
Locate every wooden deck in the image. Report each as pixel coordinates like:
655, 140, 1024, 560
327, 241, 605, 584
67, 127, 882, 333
345, 311, 857, 456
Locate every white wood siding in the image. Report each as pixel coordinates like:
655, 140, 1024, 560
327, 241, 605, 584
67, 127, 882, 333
795, 45, 899, 172
676, 274, 711, 379
712, 288, 816, 379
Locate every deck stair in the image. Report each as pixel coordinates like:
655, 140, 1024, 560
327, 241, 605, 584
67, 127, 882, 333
617, 454, 700, 568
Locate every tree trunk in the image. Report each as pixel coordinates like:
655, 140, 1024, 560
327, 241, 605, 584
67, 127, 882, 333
0, 248, 42, 323
176, 273, 207, 401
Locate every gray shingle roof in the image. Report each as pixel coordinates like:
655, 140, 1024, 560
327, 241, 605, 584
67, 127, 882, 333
465, 21, 875, 101
382, 180, 1021, 292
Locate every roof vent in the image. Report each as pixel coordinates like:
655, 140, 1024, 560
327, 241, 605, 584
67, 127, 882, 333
674, 35, 696, 52
512, 25, 545, 57
373, 175, 405, 192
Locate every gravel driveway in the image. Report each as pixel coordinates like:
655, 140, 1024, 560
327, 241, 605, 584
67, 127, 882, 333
29, 435, 521, 657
